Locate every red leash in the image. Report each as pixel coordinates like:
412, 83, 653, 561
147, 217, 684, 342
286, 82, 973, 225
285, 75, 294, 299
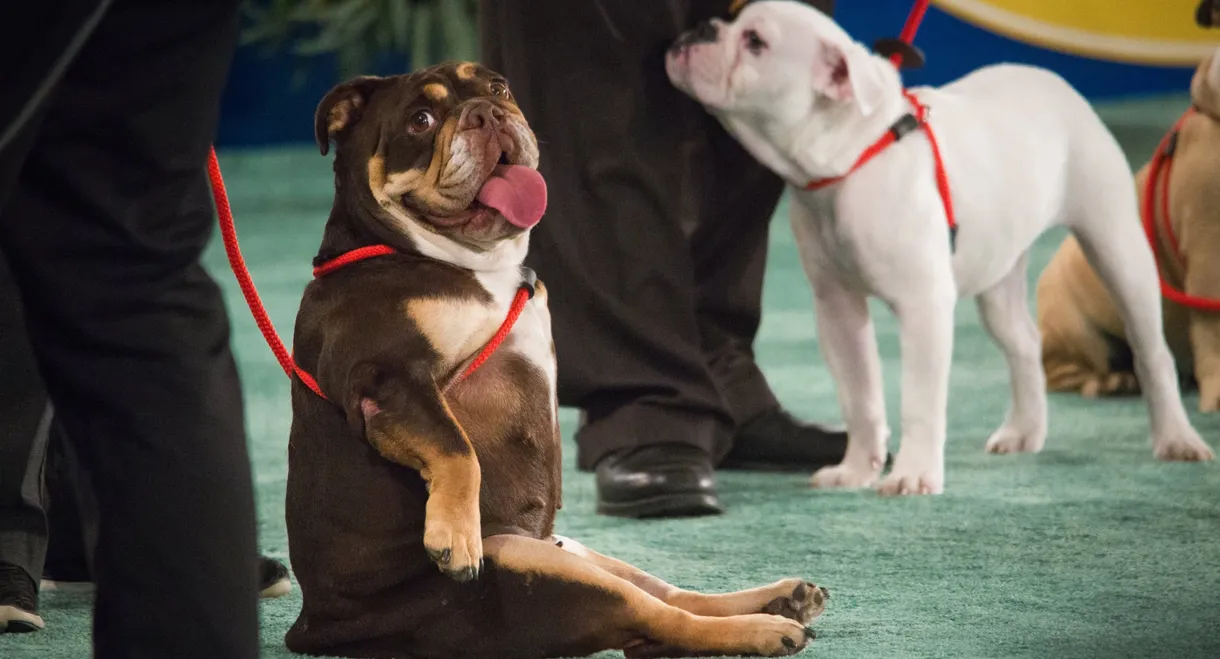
805, 0, 957, 246
1141, 108, 1220, 312
206, 147, 535, 402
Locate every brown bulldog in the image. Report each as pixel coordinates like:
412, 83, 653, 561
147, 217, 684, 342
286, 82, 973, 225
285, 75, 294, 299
1036, 48, 1220, 410
282, 61, 826, 659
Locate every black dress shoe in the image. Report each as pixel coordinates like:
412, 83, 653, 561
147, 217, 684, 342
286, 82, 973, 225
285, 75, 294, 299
0, 562, 44, 633
722, 407, 891, 472
595, 444, 724, 519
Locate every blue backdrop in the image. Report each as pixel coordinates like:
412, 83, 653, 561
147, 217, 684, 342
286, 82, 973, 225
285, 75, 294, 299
216, 0, 1200, 148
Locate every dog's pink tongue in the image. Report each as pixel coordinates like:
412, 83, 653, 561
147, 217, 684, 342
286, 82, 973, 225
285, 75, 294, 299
476, 165, 547, 229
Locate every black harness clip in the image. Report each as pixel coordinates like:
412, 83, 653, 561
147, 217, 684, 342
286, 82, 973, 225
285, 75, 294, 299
520, 266, 538, 299
889, 113, 921, 141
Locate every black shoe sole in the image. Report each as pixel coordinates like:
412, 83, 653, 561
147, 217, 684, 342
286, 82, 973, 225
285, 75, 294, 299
1, 619, 42, 633
597, 493, 725, 519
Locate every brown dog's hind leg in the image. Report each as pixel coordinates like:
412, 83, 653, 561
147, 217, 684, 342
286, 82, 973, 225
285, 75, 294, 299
1183, 227, 1220, 411
1036, 239, 1139, 397
461, 534, 813, 659
554, 535, 827, 623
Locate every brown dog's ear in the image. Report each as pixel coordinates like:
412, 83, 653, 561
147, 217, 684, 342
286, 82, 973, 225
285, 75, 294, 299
1198, 0, 1218, 28
314, 76, 387, 156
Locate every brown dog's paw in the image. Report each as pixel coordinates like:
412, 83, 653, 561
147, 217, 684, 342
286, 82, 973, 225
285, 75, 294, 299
423, 515, 483, 582
1080, 372, 1139, 398
1197, 377, 1220, 413
761, 579, 828, 625
737, 614, 814, 657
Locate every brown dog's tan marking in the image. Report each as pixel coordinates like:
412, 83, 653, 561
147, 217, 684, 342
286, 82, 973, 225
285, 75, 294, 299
422, 82, 449, 101
405, 296, 500, 367
455, 61, 478, 80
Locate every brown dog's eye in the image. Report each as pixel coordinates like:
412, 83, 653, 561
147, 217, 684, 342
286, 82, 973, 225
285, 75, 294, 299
409, 110, 435, 134
743, 29, 767, 54
490, 81, 510, 98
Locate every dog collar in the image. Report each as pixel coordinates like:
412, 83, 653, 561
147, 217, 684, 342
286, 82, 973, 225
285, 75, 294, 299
1141, 107, 1220, 312
292, 245, 538, 401
804, 90, 958, 250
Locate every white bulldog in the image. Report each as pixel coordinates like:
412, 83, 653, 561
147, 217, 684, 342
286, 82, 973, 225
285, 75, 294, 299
666, 0, 1214, 496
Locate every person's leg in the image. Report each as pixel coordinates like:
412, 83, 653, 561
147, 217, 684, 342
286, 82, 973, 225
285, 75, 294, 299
0, 247, 51, 634
39, 420, 291, 600
683, 0, 855, 472
480, 0, 734, 517
0, 1, 259, 657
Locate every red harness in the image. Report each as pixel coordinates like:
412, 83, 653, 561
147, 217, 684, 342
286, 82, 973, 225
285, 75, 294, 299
1141, 107, 1220, 313
804, 89, 958, 248
207, 148, 536, 403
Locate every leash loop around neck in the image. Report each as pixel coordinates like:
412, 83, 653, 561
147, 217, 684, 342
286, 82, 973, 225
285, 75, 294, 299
207, 147, 536, 404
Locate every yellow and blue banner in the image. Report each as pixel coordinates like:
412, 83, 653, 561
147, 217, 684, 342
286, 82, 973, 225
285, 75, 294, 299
836, 0, 1220, 101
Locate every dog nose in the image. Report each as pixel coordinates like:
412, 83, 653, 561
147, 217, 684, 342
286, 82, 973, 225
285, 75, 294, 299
818, 586, 829, 599
670, 19, 719, 53
459, 102, 505, 131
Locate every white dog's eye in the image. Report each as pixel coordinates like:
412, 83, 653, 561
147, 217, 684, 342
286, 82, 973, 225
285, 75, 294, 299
409, 110, 436, 135
742, 29, 767, 54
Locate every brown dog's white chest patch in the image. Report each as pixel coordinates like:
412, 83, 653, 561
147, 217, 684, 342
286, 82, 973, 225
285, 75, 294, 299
406, 297, 501, 368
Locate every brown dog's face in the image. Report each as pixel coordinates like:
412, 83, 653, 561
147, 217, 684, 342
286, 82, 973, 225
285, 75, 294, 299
316, 62, 544, 250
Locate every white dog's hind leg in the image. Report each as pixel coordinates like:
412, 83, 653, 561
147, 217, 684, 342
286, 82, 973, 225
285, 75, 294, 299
807, 275, 889, 489
1068, 181, 1214, 461
875, 284, 956, 496
976, 253, 1049, 454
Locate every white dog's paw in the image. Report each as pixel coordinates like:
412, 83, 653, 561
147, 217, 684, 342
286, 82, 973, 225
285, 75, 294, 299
875, 456, 943, 496
810, 462, 881, 489
1153, 431, 1215, 462
984, 423, 1046, 455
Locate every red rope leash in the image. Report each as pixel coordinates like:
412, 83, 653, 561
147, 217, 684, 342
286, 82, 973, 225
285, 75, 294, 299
312, 245, 396, 278
206, 146, 535, 403
890, 0, 930, 68
457, 286, 532, 382
1141, 108, 1220, 312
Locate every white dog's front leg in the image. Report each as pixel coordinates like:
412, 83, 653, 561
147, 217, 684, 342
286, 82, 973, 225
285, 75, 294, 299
876, 288, 956, 496
807, 274, 889, 490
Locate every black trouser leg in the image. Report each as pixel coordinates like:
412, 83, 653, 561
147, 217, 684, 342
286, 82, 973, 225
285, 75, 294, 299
688, 115, 786, 426
0, 1, 258, 658
480, 0, 739, 470
0, 249, 52, 588
43, 419, 98, 583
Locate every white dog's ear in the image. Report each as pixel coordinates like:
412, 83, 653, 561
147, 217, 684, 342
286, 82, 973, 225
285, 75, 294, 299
812, 38, 889, 117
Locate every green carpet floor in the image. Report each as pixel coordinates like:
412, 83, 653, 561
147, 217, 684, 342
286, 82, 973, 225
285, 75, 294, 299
4, 94, 1220, 659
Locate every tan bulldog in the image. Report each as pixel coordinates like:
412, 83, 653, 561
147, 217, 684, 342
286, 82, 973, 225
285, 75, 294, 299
1037, 47, 1220, 411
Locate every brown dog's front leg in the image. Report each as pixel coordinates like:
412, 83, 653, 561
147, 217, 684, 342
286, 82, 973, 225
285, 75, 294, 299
357, 375, 483, 582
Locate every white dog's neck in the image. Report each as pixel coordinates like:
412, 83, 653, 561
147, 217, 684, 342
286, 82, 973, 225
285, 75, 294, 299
722, 66, 914, 188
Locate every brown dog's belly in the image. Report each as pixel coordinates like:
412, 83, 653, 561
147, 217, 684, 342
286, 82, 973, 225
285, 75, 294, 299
284, 348, 561, 658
